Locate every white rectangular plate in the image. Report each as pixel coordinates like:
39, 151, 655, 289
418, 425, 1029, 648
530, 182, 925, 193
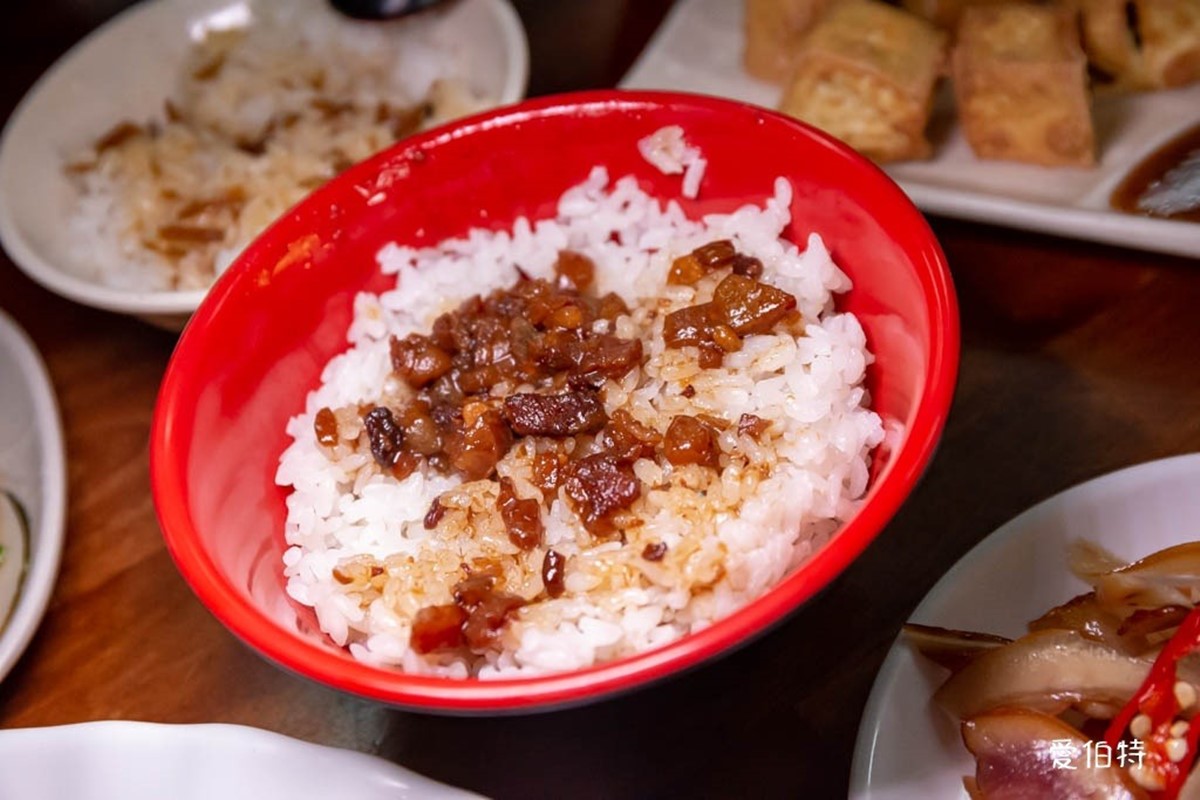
621, 0, 1200, 259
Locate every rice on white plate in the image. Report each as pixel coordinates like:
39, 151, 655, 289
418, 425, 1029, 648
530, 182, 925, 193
64, 0, 484, 293
276, 135, 884, 679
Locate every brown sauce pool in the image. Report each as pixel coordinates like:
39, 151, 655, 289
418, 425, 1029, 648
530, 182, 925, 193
1110, 122, 1200, 223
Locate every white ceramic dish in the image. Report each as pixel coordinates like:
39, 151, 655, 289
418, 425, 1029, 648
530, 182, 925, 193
848, 453, 1200, 799
621, 0, 1200, 260
0, 0, 529, 331
0, 311, 66, 682
0, 721, 482, 799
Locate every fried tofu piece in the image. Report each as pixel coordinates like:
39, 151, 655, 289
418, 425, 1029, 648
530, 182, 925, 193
902, 0, 1012, 31
951, 4, 1095, 166
743, 0, 840, 82
1137, 0, 1200, 87
778, 0, 947, 162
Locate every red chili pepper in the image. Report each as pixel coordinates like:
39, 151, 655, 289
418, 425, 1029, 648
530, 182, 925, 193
1105, 606, 1200, 798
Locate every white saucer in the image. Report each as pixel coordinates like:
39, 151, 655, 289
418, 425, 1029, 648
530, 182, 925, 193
0, 311, 66, 682
0, 721, 483, 799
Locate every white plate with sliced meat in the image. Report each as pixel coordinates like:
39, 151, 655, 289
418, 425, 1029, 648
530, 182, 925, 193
850, 453, 1200, 799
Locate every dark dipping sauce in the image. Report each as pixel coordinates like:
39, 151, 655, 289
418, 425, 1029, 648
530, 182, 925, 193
1110, 123, 1200, 223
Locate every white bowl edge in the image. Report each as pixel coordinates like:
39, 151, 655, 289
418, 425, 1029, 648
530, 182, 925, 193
0, 311, 67, 682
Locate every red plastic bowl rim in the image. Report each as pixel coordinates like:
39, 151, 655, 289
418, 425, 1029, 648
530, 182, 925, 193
152, 89, 960, 712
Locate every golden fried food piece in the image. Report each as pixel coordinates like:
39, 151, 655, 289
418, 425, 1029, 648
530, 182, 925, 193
951, 4, 1095, 167
901, 0, 1012, 31
1137, 0, 1200, 88
743, 0, 840, 82
778, 0, 948, 162
1075, 0, 1199, 90
1076, 0, 1146, 87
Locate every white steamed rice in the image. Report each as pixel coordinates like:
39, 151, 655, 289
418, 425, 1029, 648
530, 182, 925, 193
276, 161, 884, 678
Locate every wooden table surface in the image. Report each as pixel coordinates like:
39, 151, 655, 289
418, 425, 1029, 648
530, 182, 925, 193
2, 2, 1198, 798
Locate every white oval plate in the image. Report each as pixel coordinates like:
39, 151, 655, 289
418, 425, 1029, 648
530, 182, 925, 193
0, 721, 482, 799
0, 311, 66, 682
622, 0, 1200, 261
849, 453, 1200, 799
0, 0, 528, 329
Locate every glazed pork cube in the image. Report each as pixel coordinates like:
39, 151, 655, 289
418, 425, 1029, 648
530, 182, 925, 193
778, 0, 947, 162
952, 3, 1096, 167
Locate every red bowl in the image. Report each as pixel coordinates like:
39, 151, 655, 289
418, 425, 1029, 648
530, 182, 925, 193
151, 90, 959, 713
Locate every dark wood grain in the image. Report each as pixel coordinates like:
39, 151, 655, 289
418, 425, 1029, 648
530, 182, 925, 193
2, 2, 1199, 798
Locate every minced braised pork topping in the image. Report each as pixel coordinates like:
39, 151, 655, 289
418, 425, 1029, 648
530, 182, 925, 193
502, 390, 607, 437
317, 242, 800, 656
360, 252, 645, 487
409, 573, 527, 655
496, 476, 542, 550
663, 240, 798, 368
541, 549, 567, 598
